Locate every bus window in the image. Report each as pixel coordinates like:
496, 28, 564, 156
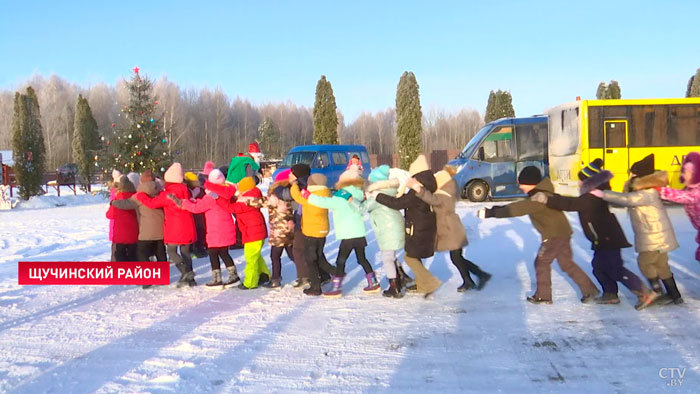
314, 152, 329, 168
475, 127, 514, 162
516, 123, 547, 161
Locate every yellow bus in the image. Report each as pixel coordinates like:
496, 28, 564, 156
547, 98, 700, 194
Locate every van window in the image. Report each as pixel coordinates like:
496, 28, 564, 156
332, 152, 347, 165
516, 123, 547, 161
360, 151, 370, 164
282, 151, 316, 167
314, 152, 329, 168
476, 126, 514, 162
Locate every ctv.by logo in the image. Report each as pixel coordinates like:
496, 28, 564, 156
659, 367, 686, 387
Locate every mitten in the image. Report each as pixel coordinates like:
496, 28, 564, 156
300, 189, 311, 199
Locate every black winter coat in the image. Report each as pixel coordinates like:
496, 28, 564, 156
375, 170, 437, 259
546, 192, 632, 251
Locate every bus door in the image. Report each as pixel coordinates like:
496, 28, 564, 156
603, 119, 629, 188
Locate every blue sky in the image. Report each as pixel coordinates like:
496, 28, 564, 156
1, 1, 699, 121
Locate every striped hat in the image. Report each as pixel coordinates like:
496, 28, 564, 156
578, 159, 604, 180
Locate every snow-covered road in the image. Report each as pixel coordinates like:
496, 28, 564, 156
1, 194, 699, 393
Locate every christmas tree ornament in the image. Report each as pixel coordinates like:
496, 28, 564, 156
133, 66, 140, 74
150, 118, 154, 123
137, 124, 141, 129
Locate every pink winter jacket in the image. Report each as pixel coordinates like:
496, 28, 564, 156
181, 194, 237, 248
659, 185, 700, 231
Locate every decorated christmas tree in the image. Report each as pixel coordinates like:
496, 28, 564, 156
98, 67, 170, 177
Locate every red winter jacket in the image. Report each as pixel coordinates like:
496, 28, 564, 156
136, 183, 196, 245
218, 187, 268, 243
106, 191, 139, 244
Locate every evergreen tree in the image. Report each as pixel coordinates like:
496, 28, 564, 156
689, 68, 700, 97
607, 80, 621, 99
596, 82, 608, 99
258, 116, 281, 158
496, 90, 515, 119
99, 67, 170, 176
312, 75, 339, 144
396, 71, 423, 169
484, 91, 497, 123
11, 87, 47, 200
72, 95, 99, 191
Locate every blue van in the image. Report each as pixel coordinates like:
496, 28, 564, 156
449, 116, 548, 201
273, 144, 371, 187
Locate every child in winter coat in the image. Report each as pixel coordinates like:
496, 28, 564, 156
479, 166, 599, 304
290, 172, 336, 296
185, 171, 207, 258
269, 164, 313, 287
106, 175, 139, 262
243, 169, 296, 289
108, 169, 122, 261
533, 159, 659, 310
301, 165, 379, 297
658, 151, 700, 264
410, 165, 492, 292
216, 176, 270, 289
355, 165, 408, 298
374, 155, 441, 296
594, 154, 683, 304
171, 169, 241, 287
110, 170, 166, 264
135, 163, 197, 287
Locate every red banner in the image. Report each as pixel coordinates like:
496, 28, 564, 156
18, 262, 170, 285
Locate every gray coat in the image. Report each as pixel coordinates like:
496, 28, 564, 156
416, 178, 468, 252
602, 171, 678, 253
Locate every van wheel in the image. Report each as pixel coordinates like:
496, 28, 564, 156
466, 181, 488, 202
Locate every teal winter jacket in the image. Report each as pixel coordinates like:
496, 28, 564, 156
307, 179, 367, 240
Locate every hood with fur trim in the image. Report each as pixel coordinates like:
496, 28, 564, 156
631, 170, 669, 191
579, 170, 612, 195
268, 179, 290, 196
335, 177, 365, 191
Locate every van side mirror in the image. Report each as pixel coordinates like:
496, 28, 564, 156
478, 146, 485, 161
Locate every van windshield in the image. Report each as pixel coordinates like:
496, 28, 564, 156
458, 124, 493, 158
281, 151, 316, 167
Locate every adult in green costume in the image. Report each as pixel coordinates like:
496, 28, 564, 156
226, 154, 260, 184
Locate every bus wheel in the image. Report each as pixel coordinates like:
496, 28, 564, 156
466, 181, 488, 202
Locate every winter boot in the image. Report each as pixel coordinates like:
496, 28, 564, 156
458, 279, 476, 292
206, 269, 223, 287
580, 292, 599, 304
634, 290, 660, 310
526, 295, 553, 305
174, 262, 187, 285
291, 277, 310, 288
397, 263, 414, 288
259, 273, 270, 286
322, 276, 345, 298
319, 271, 332, 286
662, 276, 684, 304
363, 272, 381, 293
223, 266, 241, 287
177, 270, 196, 288
263, 278, 282, 289
303, 287, 322, 296
595, 293, 621, 304
382, 278, 403, 298
648, 278, 663, 294
476, 272, 492, 290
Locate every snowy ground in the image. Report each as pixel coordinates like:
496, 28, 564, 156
1, 189, 700, 393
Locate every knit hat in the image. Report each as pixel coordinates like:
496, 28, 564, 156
681, 152, 700, 185
338, 164, 363, 184
184, 172, 198, 182
369, 165, 390, 183
140, 170, 154, 183
518, 166, 542, 185
274, 168, 292, 183
111, 169, 122, 183
291, 163, 311, 179
202, 161, 215, 176
238, 176, 256, 193
164, 162, 184, 183
208, 169, 226, 185
629, 154, 655, 178
408, 154, 430, 176
126, 172, 140, 187
308, 173, 327, 186
578, 158, 604, 180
